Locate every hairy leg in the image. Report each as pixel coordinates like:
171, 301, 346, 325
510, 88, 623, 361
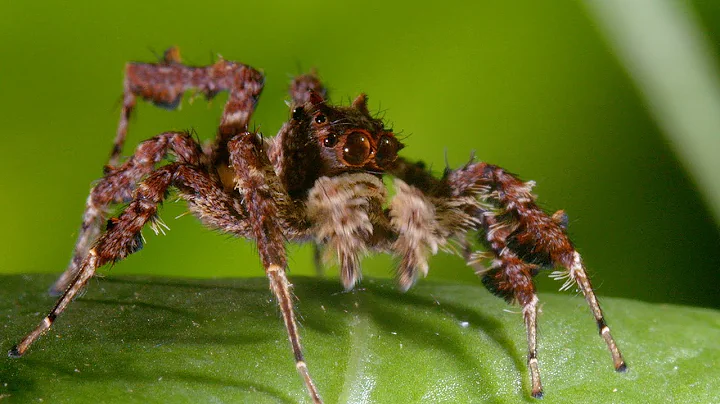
391, 157, 625, 396
13, 164, 178, 357
12, 163, 252, 358
227, 132, 321, 403
448, 161, 627, 396
51, 131, 204, 295
112, 47, 264, 167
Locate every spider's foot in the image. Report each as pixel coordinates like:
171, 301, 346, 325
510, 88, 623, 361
8, 346, 22, 359
616, 362, 628, 373
531, 390, 544, 399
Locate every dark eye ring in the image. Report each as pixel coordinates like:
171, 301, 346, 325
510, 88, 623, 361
323, 134, 338, 147
314, 114, 327, 124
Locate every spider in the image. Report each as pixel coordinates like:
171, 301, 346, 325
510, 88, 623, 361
9, 48, 626, 402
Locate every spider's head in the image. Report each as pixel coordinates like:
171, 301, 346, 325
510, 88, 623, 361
291, 91, 403, 175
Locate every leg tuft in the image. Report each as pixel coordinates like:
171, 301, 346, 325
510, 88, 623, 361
8, 346, 22, 359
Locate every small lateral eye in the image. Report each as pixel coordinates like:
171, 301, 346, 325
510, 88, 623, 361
292, 106, 304, 121
314, 114, 327, 124
323, 134, 338, 147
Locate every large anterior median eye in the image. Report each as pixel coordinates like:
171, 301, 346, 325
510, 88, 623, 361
342, 131, 371, 166
375, 135, 400, 167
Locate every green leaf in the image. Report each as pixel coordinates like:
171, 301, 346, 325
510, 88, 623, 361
2, 275, 718, 403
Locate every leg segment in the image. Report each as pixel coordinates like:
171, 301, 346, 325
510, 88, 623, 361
227, 133, 321, 403
481, 248, 544, 397
565, 252, 626, 371
395, 158, 626, 397
523, 294, 542, 398
51, 131, 203, 295
111, 47, 264, 167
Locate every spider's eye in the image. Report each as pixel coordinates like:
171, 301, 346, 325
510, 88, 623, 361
323, 134, 338, 148
314, 114, 327, 124
292, 106, 304, 121
342, 131, 371, 166
375, 135, 400, 168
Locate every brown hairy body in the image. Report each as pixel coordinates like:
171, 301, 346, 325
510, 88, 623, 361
9, 48, 625, 401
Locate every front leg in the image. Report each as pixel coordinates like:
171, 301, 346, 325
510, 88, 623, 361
226, 133, 321, 404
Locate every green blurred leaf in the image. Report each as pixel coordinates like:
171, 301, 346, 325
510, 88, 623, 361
2, 275, 718, 403
584, 0, 720, 223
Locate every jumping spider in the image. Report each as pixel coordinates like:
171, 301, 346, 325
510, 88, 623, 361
9, 48, 626, 401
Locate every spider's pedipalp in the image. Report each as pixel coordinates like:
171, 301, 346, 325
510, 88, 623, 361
306, 173, 389, 290
389, 179, 444, 290
51, 131, 204, 295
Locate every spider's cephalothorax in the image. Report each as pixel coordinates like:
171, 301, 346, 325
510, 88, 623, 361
9, 48, 626, 402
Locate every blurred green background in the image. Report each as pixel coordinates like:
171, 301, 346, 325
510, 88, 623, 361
1, 1, 718, 308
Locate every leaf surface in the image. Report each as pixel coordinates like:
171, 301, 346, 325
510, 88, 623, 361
1, 275, 718, 403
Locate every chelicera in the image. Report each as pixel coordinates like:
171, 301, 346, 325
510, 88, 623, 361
9, 48, 626, 402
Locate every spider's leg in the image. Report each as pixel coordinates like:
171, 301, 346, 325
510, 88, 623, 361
289, 70, 327, 105
11, 164, 179, 357
112, 47, 264, 167
385, 171, 547, 395
51, 132, 203, 295
227, 133, 321, 404
13, 163, 250, 358
446, 162, 626, 396
564, 251, 626, 372
389, 158, 625, 396
478, 229, 545, 398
